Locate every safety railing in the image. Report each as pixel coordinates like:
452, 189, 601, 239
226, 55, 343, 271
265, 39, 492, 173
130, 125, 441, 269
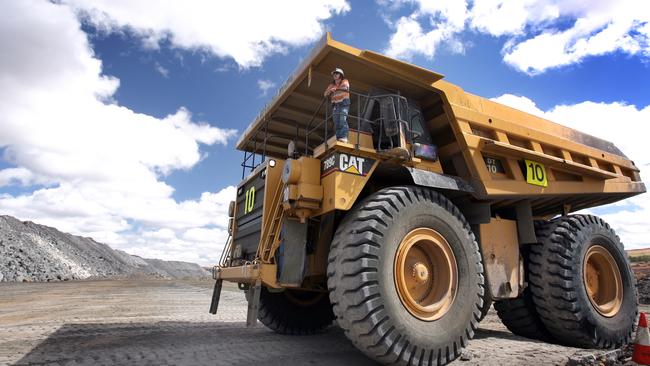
303, 90, 411, 154
241, 133, 293, 179
240, 89, 414, 177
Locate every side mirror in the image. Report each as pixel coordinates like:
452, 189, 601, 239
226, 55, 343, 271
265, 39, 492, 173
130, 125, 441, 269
287, 140, 297, 158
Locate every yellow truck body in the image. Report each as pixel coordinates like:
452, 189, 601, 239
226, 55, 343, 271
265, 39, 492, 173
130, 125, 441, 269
237, 33, 643, 211
210, 33, 645, 365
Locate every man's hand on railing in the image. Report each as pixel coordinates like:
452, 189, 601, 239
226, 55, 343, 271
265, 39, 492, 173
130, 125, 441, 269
324, 84, 336, 97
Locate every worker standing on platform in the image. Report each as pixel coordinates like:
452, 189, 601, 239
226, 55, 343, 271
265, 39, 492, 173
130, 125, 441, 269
324, 68, 350, 143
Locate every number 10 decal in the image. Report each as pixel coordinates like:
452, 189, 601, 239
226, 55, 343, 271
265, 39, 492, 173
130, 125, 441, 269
244, 186, 256, 214
525, 160, 548, 187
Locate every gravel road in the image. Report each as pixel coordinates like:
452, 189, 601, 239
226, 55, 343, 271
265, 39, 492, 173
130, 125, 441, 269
0, 280, 639, 365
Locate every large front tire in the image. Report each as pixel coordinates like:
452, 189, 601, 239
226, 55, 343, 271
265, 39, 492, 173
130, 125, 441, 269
529, 215, 637, 348
327, 186, 485, 365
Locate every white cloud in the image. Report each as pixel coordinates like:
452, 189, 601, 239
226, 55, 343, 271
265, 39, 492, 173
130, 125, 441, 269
183, 227, 226, 244
492, 94, 650, 248
166, 108, 235, 146
63, 0, 351, 69
257, 79, 277, 96
502, 1, 649, 74
0, 168, 50, 187
143, 228, 177, 240
489, 94, 546, 117
385, 0, 469, 59
119, 225, 230, 264
154, 62, 169, 78
470, 0, 560, 37
0, 0, 239, 264
380, 0, 650, 74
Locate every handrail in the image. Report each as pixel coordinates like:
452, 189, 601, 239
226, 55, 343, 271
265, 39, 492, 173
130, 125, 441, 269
303, 90, 409, 152
241, 90, 414, 177
218, 234, 233, 267
241, 133, 294, 178
305, 97, 329, 138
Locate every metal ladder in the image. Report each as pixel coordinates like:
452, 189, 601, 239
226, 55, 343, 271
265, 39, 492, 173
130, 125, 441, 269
257, 181, 286, 263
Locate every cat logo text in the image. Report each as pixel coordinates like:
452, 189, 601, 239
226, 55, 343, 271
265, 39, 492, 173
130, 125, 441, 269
321, 152, 375, 177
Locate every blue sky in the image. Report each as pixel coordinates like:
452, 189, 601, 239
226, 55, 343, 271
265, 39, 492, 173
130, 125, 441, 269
1, 0, 648, 264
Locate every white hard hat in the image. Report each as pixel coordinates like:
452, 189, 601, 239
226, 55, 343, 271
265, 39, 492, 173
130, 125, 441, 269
331, 67, 345, 77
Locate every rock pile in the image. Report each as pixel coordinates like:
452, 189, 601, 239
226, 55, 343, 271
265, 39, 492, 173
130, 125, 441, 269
637, 275, 650, 305
0, 215, 210, 282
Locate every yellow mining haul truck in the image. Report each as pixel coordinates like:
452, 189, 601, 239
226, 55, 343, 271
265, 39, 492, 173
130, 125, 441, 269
209, 34, 645, 365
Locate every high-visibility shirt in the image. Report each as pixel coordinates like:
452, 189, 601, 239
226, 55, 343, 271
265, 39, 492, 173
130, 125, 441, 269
326, 79, 350, 104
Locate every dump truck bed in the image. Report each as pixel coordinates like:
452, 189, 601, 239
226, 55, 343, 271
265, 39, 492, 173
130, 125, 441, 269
437, 82, 644, 214
237, 33, 645, 215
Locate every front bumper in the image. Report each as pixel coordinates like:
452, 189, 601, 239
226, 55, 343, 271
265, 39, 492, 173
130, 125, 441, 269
212, 263, 279, 288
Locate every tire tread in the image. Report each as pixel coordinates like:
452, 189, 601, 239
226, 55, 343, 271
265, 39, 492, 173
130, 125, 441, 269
328, 186, 484, 365
528, 214, 636, 348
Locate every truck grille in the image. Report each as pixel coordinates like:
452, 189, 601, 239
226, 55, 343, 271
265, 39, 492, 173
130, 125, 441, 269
232, 167, 266, 261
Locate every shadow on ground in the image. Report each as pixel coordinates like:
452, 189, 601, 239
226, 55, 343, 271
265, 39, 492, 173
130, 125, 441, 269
14, 321, 541, 366
14, 321, 378, 366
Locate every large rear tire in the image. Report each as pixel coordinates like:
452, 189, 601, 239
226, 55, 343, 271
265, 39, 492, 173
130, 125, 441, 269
494, 287, 553, 341
528, 215, 637, 348
257, 287, 334, 335
478, 292, 492, 322
327, 186, 485, 365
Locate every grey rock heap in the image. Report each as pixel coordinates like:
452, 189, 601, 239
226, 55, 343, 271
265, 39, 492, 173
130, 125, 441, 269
0, 215, 210, 282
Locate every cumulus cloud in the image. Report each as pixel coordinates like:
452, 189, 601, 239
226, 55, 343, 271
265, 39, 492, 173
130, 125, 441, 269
63, 0, 351, 68
502, 0, 649, 74
380, 0, 650, 74
492, 94, 650, 248
385, 0, 469, 59
257, 79, 277, 96
154, 62, 169, 78
0, 0, 239, 264
0, 168, 50, 187
470, 0, 560, 37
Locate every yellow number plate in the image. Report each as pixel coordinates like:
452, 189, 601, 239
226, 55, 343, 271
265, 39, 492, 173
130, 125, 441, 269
244, 186, 256, 214
525, 160, 548, 187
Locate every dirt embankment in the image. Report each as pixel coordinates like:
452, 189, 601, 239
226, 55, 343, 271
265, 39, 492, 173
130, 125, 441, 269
631, 256, 650, 305
637, 275, 650, 304
0, 215, 210, 282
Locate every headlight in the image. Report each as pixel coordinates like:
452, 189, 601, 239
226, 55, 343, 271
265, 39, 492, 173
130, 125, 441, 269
281, 159, 302, 184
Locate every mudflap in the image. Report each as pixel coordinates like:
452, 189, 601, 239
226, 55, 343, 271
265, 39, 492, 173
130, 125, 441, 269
278, 219, 308, 286
246, 280, 262, 327
209, 279, 223, 315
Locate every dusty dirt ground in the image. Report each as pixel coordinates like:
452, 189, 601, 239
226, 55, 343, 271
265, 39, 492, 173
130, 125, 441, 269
0, 279, 643, 366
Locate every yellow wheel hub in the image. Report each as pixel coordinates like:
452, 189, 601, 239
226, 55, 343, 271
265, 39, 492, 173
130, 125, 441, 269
583, 245, 623, 317
412, 263, 429, 284
394, 228, 457, 321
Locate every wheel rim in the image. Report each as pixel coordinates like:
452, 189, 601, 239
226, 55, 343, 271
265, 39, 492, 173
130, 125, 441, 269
583, 245, 623, 317
394, 228, 457, 321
